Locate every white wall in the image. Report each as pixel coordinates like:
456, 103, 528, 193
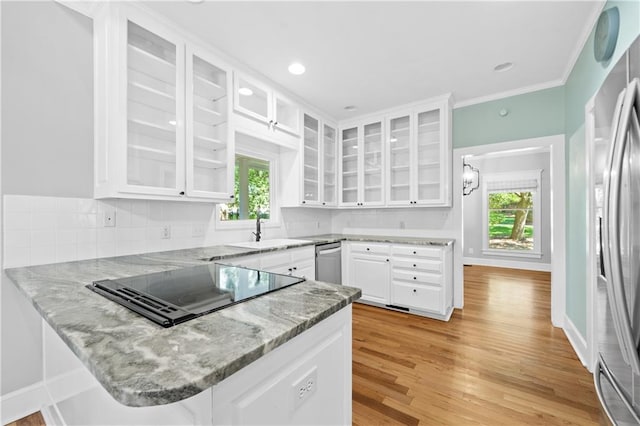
462, 150, 551, 268
1, 1, 93, 198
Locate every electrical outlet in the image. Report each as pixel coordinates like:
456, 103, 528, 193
468, 247, 474, 255
292, 367, 317, 409
161, 225, 171, 239
103, 211, 116, 227
192, 223, 206, 238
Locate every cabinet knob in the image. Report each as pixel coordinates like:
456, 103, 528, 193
413, 264, 416, 267
230, 194, 235, 199
366, 248, 370, 251
302, 200, 306, 204
293, 266, 297, 270
179, 191, 185, 196
386, 259, 389, 262
322, 202, 326, 205
413, 289, 417, 293
413, 251, 417, 254
413, 277, 417, 280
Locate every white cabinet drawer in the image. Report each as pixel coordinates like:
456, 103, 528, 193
289, 246, 314, 263
392, 258, 442, 274
392, 245, 442, 259
349, 242, 390, 256
392, 270, 442, 286
391, 282, 443, 313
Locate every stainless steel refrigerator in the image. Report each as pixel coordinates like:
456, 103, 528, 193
593, 35, 640, 425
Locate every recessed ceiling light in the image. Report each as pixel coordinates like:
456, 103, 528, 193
288, 62, 306, 75
238, 87, 253, 96
494, 62, 514, 72
344, 105, 357, 111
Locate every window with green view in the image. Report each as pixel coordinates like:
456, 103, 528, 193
219, 155, 270, 221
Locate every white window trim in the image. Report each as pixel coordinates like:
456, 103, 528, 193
215, 146, 280, 230
481, 169, 542, 258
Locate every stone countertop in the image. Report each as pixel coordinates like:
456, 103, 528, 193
4, 254, 360, 408
296, 234, 455, 247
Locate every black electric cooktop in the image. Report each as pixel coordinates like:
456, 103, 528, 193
87, 263, 305, 328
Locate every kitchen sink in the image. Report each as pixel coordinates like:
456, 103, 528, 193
227, 239, 313, 249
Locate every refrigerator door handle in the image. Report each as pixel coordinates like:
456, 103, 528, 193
594, 355, 640, 424
603, 78, 640, 374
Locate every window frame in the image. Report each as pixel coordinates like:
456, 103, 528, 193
481, 170, 543, 258
215, 147, 279, 230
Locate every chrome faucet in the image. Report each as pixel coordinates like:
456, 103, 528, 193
252, 214, 262, 242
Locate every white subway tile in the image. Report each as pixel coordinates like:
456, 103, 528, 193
55, 244, 77, 263
4, 230, 30, 248
76, 243, 97, 261
4, 212, 32, 230
4, 195, 33, 212
4, 246, 30, 268
56, 229, 77, 245
78, 213, 97, 229
96, 242, 116, 259
31, 212, 57, 230
77, 229, 97, 244
97, 227, 116, 243
56, 198, 80, 213
77, 199, 97, 214
30, 245, 56, 266
31, 196, 59, 212
31, 230, 56, 246
56, 213, 80, 229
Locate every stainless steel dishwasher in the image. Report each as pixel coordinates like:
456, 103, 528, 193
315, 242, 342, 284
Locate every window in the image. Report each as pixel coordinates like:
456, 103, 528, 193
482, 170, 542, 258
219, 154, 271, 222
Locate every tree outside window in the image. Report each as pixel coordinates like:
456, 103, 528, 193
488, 191, 534, 251
219, 155, 270, 221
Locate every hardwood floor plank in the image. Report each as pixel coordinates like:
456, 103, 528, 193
352, 265, 606, 425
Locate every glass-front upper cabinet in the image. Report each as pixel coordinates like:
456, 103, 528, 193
339, 119, 385, 207
340, 126, 359, 206
384, 98, 451, 207
387, 112, 412, 205
186, 45, 233, 199
362, 121, 384, 205
322, 123, 337, 206
302, 114, 320, 205
416, 109, 442, 203
95, 6, 233, 201
125, 20, 184, 195
233, 72, 300, 136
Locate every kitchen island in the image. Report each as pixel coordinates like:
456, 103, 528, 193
4, 246, 360, 425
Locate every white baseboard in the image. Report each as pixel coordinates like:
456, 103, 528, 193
46, 367, 99, 405
1, 381, 49, 424
563, 314, 591, 371
463, 256, 551, 272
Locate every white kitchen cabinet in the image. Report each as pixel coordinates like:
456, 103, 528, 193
386, 97, 452, 207
301, 113, 338, 207
94, 5, 233, 202
344, 242, 390, 304
233, 72, 300, 136
339, 118, 385, 207
226, 246, 315, 280
390, 244, 453, 319
342, 240, 453, 320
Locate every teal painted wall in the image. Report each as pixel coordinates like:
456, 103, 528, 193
453, 1, 638, 339
564, 0, 639, 336
453, 86, 565, 148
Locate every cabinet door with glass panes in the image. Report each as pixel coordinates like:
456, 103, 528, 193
413, 99, 451, 206
124, 17, 185, 197
386, 110, 413, 206
340, 125, 359, 206
339, 119, 385, 207
301, 114, 321, 205
185, 44, 233, 199
321, 123, 338, 206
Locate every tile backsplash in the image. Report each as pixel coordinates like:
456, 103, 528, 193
2, 195, 334, 268
2, 195, 213, 267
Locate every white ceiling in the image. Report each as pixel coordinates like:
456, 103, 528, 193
146, 1, 603, 120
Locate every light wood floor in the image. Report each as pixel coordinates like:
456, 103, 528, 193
9, 265, 603, 426
353, 265, 605, 425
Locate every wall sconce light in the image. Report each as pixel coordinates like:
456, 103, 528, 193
462, 161, 480, 196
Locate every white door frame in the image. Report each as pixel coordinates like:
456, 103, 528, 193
585, 96, 597, 372
452, 134, 566, 328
